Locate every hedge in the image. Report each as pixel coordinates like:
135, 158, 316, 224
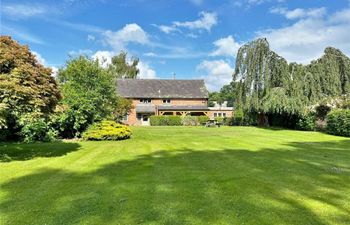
82, 120, 132, 141
150, 116, 182, 126
326, 109, 350, 137
150, 115, 210, 126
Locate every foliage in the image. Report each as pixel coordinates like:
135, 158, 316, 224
112, 97, 133, 121
150, 116, 182, 126
232, 38, 350, 127
107, 52, 139, 79
181, 116, 199, 126
208, 82, 236, 107
197, 115, 209, 124
296, 112, 316, 131
82, 120, 131, 141
326, 109, 350, 137
57, 56, 117, 138
233, 108, 244, 126
0, 36, 61, 139
19, 115, 57, 143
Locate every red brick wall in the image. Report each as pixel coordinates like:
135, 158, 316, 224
124, 98, 208, 125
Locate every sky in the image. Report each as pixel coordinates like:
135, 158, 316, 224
1, 0, 350, 91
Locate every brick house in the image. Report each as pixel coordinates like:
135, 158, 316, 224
117, 79, 233, 125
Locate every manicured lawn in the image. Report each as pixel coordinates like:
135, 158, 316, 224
1, 127, 350, 225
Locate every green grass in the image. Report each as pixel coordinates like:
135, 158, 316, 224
1, 126, 350, 225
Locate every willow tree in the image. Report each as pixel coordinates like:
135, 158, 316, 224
232, 38, 350, 127
233, 38, 295, 124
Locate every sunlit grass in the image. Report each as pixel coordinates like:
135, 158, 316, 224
1, 126, 350, 225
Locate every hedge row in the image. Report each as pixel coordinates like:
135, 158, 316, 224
150, 115, 182, 126
326, 109, 350, 137
82, 120, 132, 141
149, 115, 237, 126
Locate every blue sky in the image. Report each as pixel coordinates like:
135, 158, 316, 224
1, 0, 350, 91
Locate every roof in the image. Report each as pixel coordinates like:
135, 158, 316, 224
135, 104, 155, 113
117, 79, 209, 99
158, 105, 209, 111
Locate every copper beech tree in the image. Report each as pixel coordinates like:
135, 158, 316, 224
0, 36, 61, 133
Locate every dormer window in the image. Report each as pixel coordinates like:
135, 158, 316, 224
162, 99, 171, 104
140, 98, 151, 103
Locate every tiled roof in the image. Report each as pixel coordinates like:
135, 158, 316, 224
117, 79, 209, 99
157, 105, 209, 110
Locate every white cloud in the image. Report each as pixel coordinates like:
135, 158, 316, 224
32, 51, 58, 77
32, 51, 46, 65
155, 11, 217, 34
210, 35, 241, 57
196, 60, 234, 91
1, 3, 51, 19
174, 11, 217, 32
144, 52, 157, 57
102, 23, 149, 51
92, 50, 157, 79
259, 7, 350, 64
87, 34, 95, 41
137, 62, 158, 79
92, 51, 114, 68
68, 49, 93, 56
51, 66, 59, 77
156, 25, 180, 34
270, 7, 327, 20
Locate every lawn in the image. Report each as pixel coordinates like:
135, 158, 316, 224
1, 126, 350, 225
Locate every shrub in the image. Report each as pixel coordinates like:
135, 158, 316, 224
197, 116, 209, 125
168, 116, 182, 126
181, 116, 199, 126
150, 116, 182, 126
296, 113, 316, 131
82, 120, 132, 141
326, 109, 350, 137
233, 109, 244, 126
19, 117, 57, 143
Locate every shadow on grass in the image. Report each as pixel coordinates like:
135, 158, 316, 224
0, 141, 81, 162
1, 140, 350, 224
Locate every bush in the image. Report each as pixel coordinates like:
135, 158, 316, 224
326, 109, 350, 137
150, 116, 182, 126
198, 115, 209, 125
82, 120, 132, 141
296, 113, 316, 131
233, 109, 244, 126
181, 116, 199, 126
20, 117, 57, 143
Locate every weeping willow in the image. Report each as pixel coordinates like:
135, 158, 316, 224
233, 38, 350, 121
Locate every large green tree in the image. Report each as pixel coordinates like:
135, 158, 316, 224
107, 52, 139, 79
232, 38, 350, 127
56, 56, 117, 137
0, 36, 61, 139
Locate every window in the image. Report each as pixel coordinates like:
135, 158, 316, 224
218, 113, 222, 117
163, 99, 171, 104
214, 113, 217, 117
223, 113, 226, 117
136, 113, 142, 120
140, 98, 151, 103
122, 114, 128, 121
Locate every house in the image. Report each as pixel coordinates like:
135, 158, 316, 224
117, 79, 233, 125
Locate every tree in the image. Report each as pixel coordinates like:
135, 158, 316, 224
232, 38, 350, 127
107, 52, 139, 79
56, 56, 117, 137
0, 36, 61, 139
